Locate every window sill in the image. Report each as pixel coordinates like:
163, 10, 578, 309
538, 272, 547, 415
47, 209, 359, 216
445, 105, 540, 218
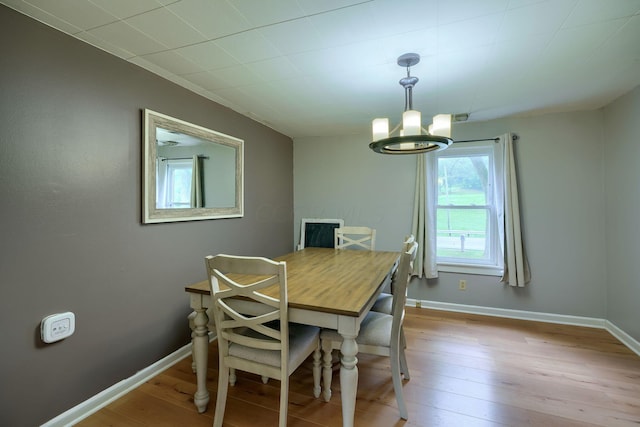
437, 263, 503, 277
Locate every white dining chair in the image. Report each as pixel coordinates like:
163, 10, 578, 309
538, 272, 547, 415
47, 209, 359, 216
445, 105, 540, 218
334, 226, 376, 250
319, 240, 418, 420
371, 234, 416, 315
205, 254, 321, 427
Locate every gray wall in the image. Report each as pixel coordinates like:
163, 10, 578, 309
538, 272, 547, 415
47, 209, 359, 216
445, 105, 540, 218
604, 86, 640, 340
0, 6, 293, 426
295, 110, 610, 319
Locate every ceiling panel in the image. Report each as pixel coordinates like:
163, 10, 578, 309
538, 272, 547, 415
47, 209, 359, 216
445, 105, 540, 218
124, 7, 206, 48
214, 31, 281, 63
166, 0, 252, 40
23, 0, 117, 30
88, 0, 165, 20
174, 40, 239, 70
227, 0, 306, 27
88, 20, 168, 56
562, 0, 640, 28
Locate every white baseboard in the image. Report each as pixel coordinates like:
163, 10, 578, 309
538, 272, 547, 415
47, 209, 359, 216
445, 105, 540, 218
406, 298, 640, 357
41, 337, 207, 427
605, 320, 640, 357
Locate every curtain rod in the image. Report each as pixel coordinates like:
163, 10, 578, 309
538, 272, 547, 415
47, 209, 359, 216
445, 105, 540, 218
159, 155, 209, 161
454, 134, 518, 144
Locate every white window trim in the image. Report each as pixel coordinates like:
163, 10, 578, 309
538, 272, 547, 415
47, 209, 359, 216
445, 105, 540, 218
433, 141, 504, 276
438, 262, 504, 276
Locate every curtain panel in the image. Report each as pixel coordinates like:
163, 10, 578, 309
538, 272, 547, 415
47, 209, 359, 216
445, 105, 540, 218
495, 133, 531, 286
190, 154, 203, 208
411, 153, 438, 278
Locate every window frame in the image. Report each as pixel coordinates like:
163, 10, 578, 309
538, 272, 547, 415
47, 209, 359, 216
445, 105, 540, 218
433, 142, 504, 276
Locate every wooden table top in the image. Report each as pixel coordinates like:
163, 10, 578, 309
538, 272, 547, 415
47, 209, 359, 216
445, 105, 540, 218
186, 247, 399, 317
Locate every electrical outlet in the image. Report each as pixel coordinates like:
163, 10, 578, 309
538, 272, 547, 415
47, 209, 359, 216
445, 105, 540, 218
459, 280, 467, 290
41, 312, 75, 343
415, 300, 422, 308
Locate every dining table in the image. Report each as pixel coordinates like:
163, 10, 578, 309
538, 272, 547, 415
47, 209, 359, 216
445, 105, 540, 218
185, 247, 399, 427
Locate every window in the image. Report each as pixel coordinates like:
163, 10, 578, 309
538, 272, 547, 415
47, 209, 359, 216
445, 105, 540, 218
156, 159, 193, 208
434, 142, 503, 275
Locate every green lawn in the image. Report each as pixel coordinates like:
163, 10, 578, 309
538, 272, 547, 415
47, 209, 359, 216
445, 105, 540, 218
437, 189, 487, 235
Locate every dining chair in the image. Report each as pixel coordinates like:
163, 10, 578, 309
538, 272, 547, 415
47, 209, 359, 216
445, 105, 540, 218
298, 218, 344, 250
319, 240, 418, 420
205, 254, 322, 427
371, 234, 416, 315
334, 226, 376, 250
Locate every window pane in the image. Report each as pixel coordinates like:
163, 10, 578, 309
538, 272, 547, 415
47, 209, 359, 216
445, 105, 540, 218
166, 162, 192, 208
436, 207, 489, 260
438, 155, 489, 205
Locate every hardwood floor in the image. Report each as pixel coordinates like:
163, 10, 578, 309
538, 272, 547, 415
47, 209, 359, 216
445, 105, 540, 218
76, 308, 640, 426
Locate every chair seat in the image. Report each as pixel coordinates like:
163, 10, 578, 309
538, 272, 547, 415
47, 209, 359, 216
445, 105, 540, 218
371, 292, 393, 314
320, 312, 391, 347
229, 323, 320, 370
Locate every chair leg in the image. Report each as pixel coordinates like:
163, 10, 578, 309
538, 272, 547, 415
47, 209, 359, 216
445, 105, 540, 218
399, 328, 410, 380
390, 341, 408, 420
213, 366, 230, 427
279, 377, 289, 427
312, 343, 321, 398
229, 368, 237, 385
321, 339, 333, 402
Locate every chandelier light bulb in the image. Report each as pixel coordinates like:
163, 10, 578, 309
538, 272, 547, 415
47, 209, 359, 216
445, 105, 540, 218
402, 110, 421, 136
431, 114, 452, 138
372, 118, 389, 140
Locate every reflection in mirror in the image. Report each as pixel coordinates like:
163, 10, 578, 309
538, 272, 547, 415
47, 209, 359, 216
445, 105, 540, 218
143, 109, 243, 223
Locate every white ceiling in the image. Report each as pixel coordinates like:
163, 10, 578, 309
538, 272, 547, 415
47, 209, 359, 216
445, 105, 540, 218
3, 0, 640, 138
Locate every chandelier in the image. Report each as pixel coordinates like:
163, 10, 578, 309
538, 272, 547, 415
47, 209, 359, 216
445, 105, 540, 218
370, 53, 453, 154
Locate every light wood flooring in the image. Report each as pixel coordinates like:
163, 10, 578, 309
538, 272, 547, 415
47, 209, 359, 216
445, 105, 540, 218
76, 307, 640, 426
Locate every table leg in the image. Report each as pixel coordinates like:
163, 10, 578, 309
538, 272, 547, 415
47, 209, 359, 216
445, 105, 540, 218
339, 334, 358, 427
192, 307, 210, 413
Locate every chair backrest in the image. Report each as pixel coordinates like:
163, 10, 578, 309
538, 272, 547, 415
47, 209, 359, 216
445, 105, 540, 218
298, 218, 344, 250
400, 234, 417, 276
403, 234, 415, 252
334, 226, 376, 250
205, 254, 289, 374
391, 241, 419, 332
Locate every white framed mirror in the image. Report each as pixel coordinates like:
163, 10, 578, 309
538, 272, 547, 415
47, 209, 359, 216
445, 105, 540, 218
143, 109, 244, 223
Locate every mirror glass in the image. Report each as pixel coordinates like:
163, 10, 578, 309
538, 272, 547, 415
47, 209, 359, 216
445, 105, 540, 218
143, 109, 244, 223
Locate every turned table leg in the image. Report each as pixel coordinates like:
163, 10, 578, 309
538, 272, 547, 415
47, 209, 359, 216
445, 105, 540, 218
191, 306, 210, 413
339, 334, 358, 427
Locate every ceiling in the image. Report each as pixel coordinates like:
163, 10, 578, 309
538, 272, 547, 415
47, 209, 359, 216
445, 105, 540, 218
3, 0, 639, 138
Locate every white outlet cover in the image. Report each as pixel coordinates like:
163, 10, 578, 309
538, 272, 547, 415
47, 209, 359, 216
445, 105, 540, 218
41, 312, 75, 343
